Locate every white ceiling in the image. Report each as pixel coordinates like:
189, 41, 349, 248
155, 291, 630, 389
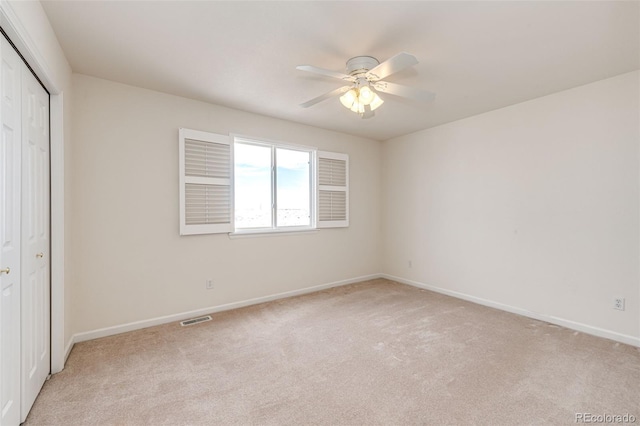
41, 1, 639, 141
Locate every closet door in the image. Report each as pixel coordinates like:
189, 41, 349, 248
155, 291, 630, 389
20, 56, 50, 421
0, 37, 23, 426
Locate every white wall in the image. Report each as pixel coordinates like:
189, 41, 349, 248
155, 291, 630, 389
382, 71, 640, 343
70, 74, 382, 335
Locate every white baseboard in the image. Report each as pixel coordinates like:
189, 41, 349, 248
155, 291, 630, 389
63, 337, 74, 363
64, 272, 638, 362
382, 274, 640, 348
71, 273, 383, 344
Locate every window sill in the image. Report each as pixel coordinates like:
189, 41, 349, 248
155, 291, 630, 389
228, 228, 318, 239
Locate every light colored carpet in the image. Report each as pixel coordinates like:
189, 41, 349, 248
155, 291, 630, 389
26, 279, 640, 425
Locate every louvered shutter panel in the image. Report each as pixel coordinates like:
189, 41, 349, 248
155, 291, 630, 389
179, 128, 233, 235
317, 151, 349, 228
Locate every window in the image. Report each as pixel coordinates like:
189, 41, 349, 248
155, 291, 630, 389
234, 139, 312, 231
179, 128, 348, 235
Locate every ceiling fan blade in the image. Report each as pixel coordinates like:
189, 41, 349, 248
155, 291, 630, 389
296, 65, 355, 82
299, 85, 352, 108
365, 52, 418, 81
373, 81, 436, 103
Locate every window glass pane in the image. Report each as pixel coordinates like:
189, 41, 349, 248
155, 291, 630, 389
234, 143, 272, 228
276, 148, 310, 227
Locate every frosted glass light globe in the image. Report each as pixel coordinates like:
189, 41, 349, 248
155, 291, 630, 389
359, 86, 375, 105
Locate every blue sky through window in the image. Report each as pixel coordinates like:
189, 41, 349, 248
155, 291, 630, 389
234, 142, 311, 229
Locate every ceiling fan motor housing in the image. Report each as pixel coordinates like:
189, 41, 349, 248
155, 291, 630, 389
346, 56, 379, 76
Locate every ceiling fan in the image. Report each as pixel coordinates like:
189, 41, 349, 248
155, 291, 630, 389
297, 52, 435, 119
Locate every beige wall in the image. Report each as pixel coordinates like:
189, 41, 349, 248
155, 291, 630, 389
70, 74, 382, 334
382, 71, 640, 342
69, 71, 640, 344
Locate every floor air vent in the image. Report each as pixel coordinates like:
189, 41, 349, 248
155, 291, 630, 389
180, 315, 212, 326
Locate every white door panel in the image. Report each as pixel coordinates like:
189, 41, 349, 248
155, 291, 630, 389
0, 37, 22, 426
20, 61, 50, 423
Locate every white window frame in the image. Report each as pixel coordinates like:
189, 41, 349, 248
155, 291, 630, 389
233, 136, 316, 234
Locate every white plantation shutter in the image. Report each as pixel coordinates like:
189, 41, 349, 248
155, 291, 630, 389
317, 151, 349, 228
179, 128, 233, 235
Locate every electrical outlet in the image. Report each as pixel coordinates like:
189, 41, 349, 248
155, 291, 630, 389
613, 297, 625, 311
205, 280, 214, 290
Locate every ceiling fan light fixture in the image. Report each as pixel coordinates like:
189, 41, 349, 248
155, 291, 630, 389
339, 89, 358, 108
339, 86, 383, 116
370, 93, 384, 111
350, 101, 365, 114
358, 86, 375, 105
